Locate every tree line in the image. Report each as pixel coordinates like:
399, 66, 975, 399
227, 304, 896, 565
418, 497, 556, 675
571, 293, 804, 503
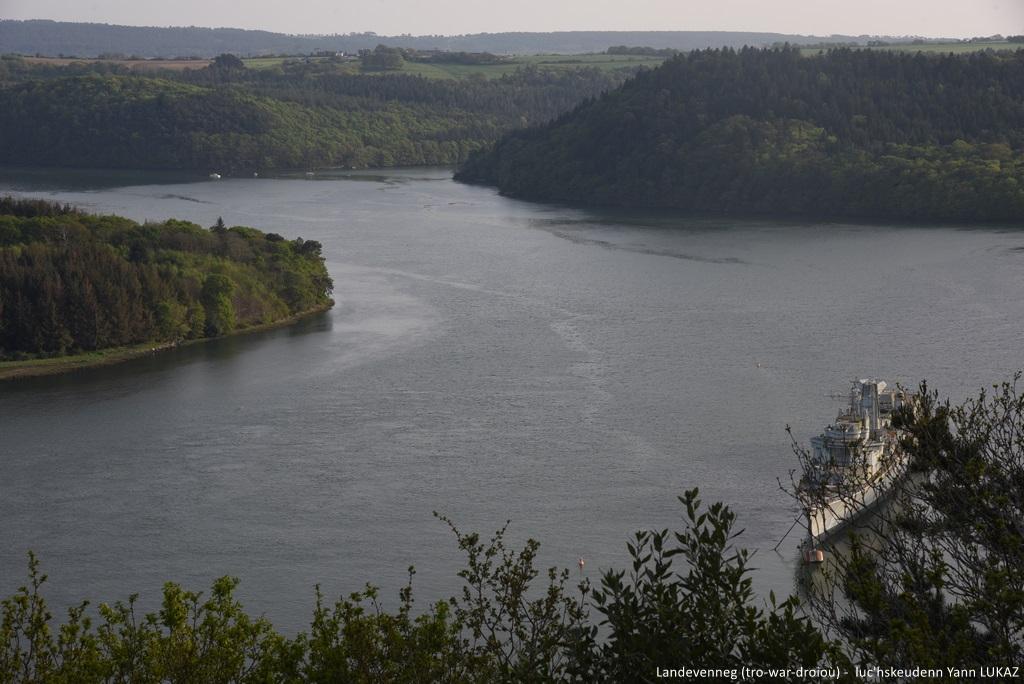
0, 198, 333, 360
3, 377, 1023, 681
457, 47, 1024, 223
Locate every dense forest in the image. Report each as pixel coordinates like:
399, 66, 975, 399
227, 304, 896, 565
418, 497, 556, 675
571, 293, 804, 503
457, 47, 1024, 223
0, 198, 332, 360
0, 20, 862, 58
0, 56, 625, 170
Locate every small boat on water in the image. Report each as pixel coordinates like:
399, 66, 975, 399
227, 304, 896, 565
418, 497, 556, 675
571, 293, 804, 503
209, 173, 221, 179
797, 379, 914, 553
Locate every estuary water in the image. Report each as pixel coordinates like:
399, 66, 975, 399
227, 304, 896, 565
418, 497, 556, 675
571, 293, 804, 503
2, 167, 1023, 633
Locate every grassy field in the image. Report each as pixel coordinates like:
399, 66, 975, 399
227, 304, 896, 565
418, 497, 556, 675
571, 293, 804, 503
23, 44, 1018, 80
241, 56, 301, 69
21, 56, 211, 71
10, 52, 663, 81
799, 41, 1022, 56
240, 52, 667, 79
398, 54, 666, 79
520, 53, 667, 70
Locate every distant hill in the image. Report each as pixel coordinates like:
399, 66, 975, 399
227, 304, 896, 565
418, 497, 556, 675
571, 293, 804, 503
0, 20, 873, 58
456, 47, 1024, 223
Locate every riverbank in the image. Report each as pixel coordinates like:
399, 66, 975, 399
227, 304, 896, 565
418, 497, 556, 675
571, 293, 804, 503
0, 301, 333, 382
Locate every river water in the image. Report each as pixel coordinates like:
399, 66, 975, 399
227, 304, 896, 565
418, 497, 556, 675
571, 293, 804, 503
1, 167, 1022, 634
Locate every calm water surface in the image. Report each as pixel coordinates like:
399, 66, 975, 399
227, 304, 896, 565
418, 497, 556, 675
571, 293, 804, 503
2, 168, 1023, 633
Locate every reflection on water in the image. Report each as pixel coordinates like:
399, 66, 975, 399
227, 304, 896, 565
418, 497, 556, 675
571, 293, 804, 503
1, 167, 1023, 634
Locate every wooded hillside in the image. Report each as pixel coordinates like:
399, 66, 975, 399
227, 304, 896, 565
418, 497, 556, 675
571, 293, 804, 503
0, 57, 625, 170
456, 48, 1024, 223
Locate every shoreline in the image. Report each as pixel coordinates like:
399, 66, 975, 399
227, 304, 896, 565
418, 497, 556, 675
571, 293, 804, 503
0, 301, 334, 382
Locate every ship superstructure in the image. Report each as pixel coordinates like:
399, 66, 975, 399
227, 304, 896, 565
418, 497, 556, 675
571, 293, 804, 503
799, 379, 912, 547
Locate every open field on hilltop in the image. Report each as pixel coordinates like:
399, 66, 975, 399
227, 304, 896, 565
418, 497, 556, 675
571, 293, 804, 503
799, 41, 1023, 56
245, 52, 667, 78
393, 53, 667, 79
20, 56, 212, 71
872, 41, 1023, 54
13, 53, 666, 78
519, 53, 668, 69
16, 45, 1020, 76
240, 55, 326, 69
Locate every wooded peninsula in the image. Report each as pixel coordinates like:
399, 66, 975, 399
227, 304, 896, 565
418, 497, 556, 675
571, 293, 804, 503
0, 198, 333, 377
456, 47, 1024, 223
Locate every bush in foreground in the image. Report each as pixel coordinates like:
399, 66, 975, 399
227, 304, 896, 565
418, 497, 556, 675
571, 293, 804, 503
1, 490, 838, 683
6, 377, 1024, 682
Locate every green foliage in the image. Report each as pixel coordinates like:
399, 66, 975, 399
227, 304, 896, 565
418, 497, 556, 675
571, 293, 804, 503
201, 274, 236, 336
1, 492, 842, 683
810, 376, 1024, 669
0, 62, 626, 171
0, 199, 333, 360
590, 489, 843, 682
211, 54, 245, 71
296, 577, 466, 682
436, 514, 592, 682
458, 47, 1024, 223
0, 554, 283, 683
155, 299, 189, 340
360, 45, 405, 71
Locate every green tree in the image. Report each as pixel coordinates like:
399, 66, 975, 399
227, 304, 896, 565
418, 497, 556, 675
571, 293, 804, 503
295, 574, 468, 682
155, 299, 189, 341
590, 489, 843, 682
360, 45, 405, 71
201, 274, 236, 337
810, 376, 1024, 670
211, 54, 245, 70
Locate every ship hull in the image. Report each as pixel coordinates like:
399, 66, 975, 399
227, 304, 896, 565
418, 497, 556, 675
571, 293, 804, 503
804, 459, 905, 544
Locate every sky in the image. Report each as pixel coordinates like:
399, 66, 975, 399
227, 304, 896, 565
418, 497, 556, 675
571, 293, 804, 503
1, 0, 1022, 38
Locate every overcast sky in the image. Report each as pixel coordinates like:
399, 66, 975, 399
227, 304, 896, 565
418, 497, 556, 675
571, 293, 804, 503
2, 0, 1022, 38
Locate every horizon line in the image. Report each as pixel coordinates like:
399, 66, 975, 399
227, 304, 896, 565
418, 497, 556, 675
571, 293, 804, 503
0, 18, 991, 42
